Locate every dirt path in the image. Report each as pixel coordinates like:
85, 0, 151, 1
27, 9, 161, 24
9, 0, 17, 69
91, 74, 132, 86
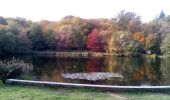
110, 93, 128, 100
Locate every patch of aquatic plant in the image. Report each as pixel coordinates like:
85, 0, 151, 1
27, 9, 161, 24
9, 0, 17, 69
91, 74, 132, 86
62, 72, 123, 81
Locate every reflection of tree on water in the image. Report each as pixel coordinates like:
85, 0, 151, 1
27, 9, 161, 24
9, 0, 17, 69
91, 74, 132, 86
2, 55, 164, 85
160, 58, 170, 85
106, 57, 162, 85
30, 57, 88, 82
86, 58, 106, 72
27, 56, 163, 85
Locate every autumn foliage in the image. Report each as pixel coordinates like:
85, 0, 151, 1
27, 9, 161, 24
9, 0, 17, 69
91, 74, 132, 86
133, 32, 145, 44
86, 29, 100, 51
0, 10, 169, 55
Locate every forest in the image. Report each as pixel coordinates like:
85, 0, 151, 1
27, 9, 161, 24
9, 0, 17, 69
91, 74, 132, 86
0, 10, 170, 56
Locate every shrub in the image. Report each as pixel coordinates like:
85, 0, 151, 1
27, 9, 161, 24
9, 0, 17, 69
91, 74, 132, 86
0, 57, 33, 83
124, 40, 143, 53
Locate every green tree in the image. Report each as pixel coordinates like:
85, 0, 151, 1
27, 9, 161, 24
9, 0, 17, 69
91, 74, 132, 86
44, 29, 56, 50
16, 32, 33, 53
145, 34, 160, 53
28, 24, 46, 50
0, 32, 17, 53
8, 21, 19, 35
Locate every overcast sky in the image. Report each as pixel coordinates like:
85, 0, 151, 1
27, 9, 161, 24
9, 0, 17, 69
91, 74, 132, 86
0, 0, 169, 22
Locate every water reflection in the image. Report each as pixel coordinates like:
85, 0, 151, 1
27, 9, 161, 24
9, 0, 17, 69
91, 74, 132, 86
160, 58, 170, 84
0, 55, 169, 86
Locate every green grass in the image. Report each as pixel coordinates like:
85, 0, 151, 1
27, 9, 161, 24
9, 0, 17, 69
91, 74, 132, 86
1, 82, 170, 100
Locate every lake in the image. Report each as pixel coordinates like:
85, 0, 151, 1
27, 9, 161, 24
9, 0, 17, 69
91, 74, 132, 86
1, 55, 170, 86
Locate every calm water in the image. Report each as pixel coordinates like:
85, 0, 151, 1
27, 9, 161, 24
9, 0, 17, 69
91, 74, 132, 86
1, 55, 170, 86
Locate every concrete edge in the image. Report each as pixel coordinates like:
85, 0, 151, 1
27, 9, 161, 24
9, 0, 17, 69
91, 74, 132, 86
6, 79, 170, 91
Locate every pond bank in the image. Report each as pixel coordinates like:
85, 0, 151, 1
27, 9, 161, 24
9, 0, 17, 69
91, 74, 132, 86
6, 79, 170, 92
2, 81, 170, 100
0, 50, 161, 58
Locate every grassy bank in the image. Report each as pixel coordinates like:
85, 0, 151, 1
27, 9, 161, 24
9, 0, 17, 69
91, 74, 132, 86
1, 82, 170, 100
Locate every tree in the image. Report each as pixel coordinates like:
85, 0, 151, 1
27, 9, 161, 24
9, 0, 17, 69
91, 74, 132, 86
16, 32, 33, 53
44, 29, 56, 50
0, 16, 7, 25
145, 34, 160, 53
141, 21, 161, 37
107, 31, 132, 53
116, 10, 141, 33
0, 32, 17, 53
133, 32, 145, 44
107, 32, 119, 53
56, 25, 74, 50
15, 17, 31, 28
54, 16, 90, 50
86, 29, 100, 51
28, 24, 46, 50
161, 34, 170, 55
159, 10, 166, 19
124, 40, 143, 53
98, 30, 111, 52
73, 26, 86, 49
159, 16, 170, 39
127, 17, 141, 33
8, 21, 19, 35
159, 21, 170, 39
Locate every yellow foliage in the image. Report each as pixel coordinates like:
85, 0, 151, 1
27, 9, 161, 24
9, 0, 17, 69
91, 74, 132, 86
107, 33, 119, 53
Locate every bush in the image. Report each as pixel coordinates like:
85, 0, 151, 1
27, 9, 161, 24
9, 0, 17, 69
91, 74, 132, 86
161, 34, 170, 55
145, 34, 160, 54
0, 57, 33, 83
124, 40, 143, 53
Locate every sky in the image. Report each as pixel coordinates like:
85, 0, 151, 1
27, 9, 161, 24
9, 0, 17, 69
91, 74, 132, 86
0, 0, 169, 22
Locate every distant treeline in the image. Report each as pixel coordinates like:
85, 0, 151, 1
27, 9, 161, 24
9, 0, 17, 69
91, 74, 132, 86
0, 10, 170, 55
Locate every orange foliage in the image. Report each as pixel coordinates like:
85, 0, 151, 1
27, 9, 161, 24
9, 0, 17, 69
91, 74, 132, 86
133, 32, 145, 43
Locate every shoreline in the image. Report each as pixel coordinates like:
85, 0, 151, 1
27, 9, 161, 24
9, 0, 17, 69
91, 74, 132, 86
32, 51, 142, 57
6, 79, 170, 91
0, 51, 161, 58
32, 51, 159, 58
